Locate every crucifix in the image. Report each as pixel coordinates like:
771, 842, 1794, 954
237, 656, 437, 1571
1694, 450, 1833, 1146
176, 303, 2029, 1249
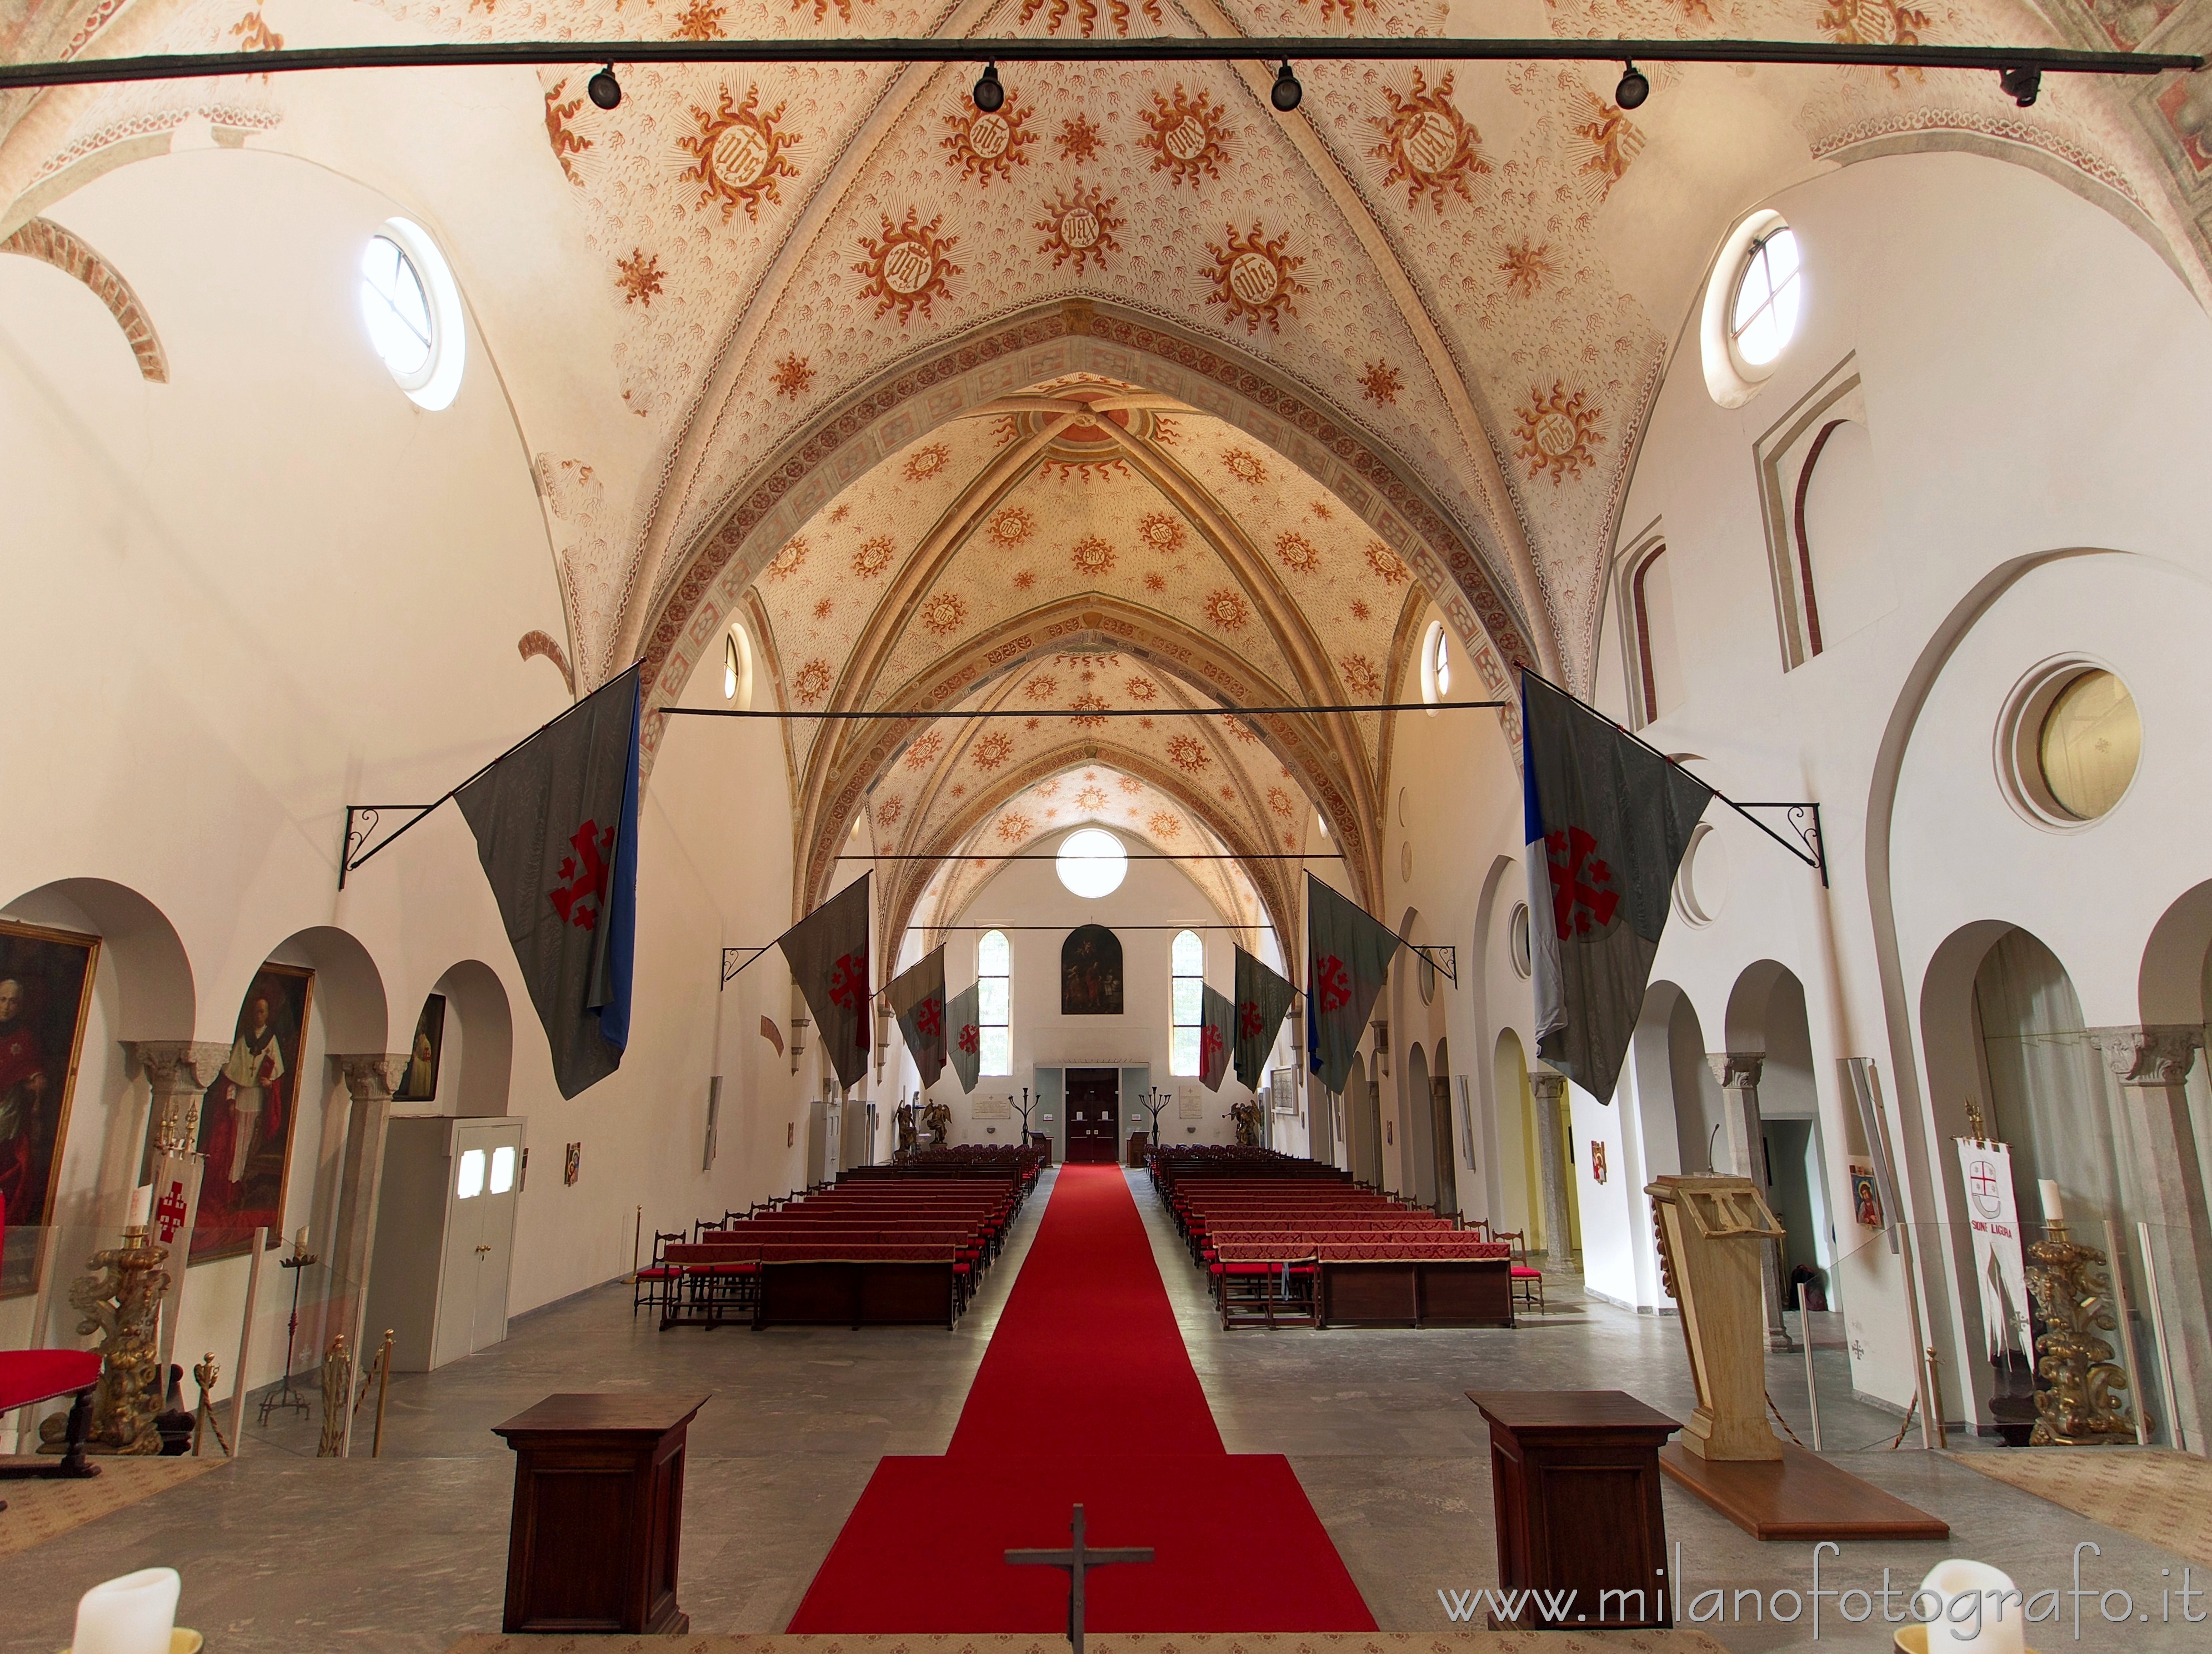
1005, 1502, 1154, 1654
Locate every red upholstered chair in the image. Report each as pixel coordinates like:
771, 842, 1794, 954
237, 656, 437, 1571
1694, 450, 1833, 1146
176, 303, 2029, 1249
0, 1192, 103, 1496
1497, 1228, 1544, 1314
633, 1230, 687, 1319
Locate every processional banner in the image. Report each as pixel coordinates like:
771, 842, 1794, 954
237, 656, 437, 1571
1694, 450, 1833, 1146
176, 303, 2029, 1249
1955, 1136, 2031, 1360
888, 947, 948, 1089
779, 873, 873, 1091
1232, 947, 1295, 1092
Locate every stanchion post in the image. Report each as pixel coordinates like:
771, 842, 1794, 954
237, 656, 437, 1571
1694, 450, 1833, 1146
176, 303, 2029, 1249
2139, 1220, 2186, 1453
1800, 1306, 1822, 1451
2104, 1218, 2152, 1447
229, 1225, 267, 1457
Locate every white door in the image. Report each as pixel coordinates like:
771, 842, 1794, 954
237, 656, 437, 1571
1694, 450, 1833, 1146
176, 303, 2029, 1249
432, 1120, 524, 1367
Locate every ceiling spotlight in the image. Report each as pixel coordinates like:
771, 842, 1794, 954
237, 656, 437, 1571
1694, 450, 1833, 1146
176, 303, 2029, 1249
1270, 61, 1303, 113
973, 63, 1005, 113
1999, 65, 2041, 107
1615, 62, 1650, 111
587, 64, 622, 110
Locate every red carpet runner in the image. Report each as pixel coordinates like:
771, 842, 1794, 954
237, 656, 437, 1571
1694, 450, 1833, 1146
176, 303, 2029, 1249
786, 1165, 1376, 1631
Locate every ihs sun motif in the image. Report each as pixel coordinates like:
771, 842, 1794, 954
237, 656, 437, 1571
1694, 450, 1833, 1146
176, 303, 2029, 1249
1205, 224, 1304, 333
987, 504, 1038, 547
1139, 88, 1232, 188
1364, 539, 1411, 586
1569, 95, 1645, 201
1148, 810, 1184, 837
1075, 784, 1109, 809
1137, 511, 1187, 554
855, 209, 960, 325
1266, 786, 1295, 818
1222, 714, 1262, 743
1514, 382, 1605, 484
1370, 69, 1488, 211
1818, 0, 1931, 81
903, 442, 952, 482
1025, 674, 1059, 700
1070, 534, 1117, 577
903, 731, 943, 769
1338, 654, 1383, 696
767, 536, 809, 578
1124, 676, 1158, 702
919, 589, 969, 634
852, 535, 895, 577
874, 796, 904, 827
1219, 447, 1269, 488
1165, 733, 1212, 774
1202, 588, 1251, 631
1274, 531, 1320, 575
995, 811, 1033, 842
682, 87, 799, 223
1116, 775, 1142, 793
1036, 181, 1124, 274
792, 657, 834, 702
1017, 0, 1161, 37
972, 731, 1016, 770
942, 94, 1035, 187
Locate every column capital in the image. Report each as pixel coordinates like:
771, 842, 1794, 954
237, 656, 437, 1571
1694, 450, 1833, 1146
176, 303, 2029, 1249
1707, 1051, 1764, 1090
332, 1052, 409, 1103
1527, 1068, 1568, 1103
124, 1039, 232, 1091
2090, 1025, 2203, 1087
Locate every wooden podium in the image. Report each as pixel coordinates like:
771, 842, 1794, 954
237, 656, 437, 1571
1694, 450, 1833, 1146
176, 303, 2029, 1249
492, 1392, 709, 1633
1647, 1176, 1946, 1541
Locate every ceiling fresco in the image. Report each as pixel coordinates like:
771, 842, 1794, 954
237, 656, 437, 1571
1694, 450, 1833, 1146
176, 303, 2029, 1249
3, 0, 2209, 951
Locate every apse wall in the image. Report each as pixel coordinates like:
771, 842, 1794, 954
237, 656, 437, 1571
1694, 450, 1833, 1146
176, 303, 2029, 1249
0, 144, 792, 1429
1581, 149, 2212, 1415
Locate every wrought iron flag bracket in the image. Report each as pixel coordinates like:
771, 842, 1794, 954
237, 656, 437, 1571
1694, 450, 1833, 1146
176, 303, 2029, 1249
721, 945, 774, 987
1405, 941, 1458, 987
1729, 801, 1827, 888
339, 803, 436, 890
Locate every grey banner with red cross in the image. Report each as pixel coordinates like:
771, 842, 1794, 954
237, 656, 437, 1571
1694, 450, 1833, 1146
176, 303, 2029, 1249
780, 872, 874, 1092
1522, 672, 1711, 1104
888, 946, 948, 1090
1304, 872, 1402, 1097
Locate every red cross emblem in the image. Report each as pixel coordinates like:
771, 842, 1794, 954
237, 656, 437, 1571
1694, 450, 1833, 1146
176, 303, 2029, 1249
1545, 825, 1620, 941
1238, 1000, 1263, 1039
914, 996, 943, 1039
154, 1181, 188, 1243
1201, 1022, 1225, 1070
1313, 954, 1352, 1013
549, 819, 614, 930
1967, 1158, 2003, 1217
957, 1024, 979, 1055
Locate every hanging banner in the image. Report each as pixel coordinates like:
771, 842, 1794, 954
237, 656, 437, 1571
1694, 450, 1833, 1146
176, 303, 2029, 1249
1199, 983, 1235, 1092
1955, 1136, 2031, 1360
1232, 947, 1295, 1092
1305, 873, 1401, 1096
148, 1146, 204, 1380
946, 982, 982, 1095
779, 873, 873, 1091
888, 947, 948, 1088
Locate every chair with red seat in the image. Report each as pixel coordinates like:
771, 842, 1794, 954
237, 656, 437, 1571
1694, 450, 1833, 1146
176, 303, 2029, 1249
0, 1191, 103, 1498
632, 1230, 687, 1319
1497, 1227, 1544, 1313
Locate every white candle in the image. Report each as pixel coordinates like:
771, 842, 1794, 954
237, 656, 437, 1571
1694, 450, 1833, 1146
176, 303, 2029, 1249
125, 1186, 152, 1228
2039, 1179, 2065, 1223
72, 1567, 179, 1654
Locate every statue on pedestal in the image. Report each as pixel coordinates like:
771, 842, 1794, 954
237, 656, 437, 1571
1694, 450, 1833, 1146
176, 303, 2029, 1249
920, 1099, 951, 1148
1230, 1097, 1264, 1147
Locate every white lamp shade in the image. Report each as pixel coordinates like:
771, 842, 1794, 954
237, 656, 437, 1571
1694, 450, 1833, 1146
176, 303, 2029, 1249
1917, 1559, 2025, 1654
73, 1567, 181, 1654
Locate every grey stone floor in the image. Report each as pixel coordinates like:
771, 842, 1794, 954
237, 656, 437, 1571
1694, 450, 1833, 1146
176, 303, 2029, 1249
2, 1168, 2203, 1654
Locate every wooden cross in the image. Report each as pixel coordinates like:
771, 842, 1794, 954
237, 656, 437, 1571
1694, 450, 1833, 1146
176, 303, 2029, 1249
1005, 1502, 1154, 1654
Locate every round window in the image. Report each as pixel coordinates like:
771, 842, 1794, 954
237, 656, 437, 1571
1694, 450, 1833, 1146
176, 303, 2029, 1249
2038, 669, 2140, 821
1056, 827, 1128, 898
1508, 903, 1532, 980
357, 218, 466, 410
1998, 658, 2141, 830
1420, 620, 1452, 712
1731, 227, 1802, 369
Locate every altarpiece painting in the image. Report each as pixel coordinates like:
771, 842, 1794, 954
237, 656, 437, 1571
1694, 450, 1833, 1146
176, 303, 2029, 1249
0, 918, 99, 1299
1060, 925, 1123, 1016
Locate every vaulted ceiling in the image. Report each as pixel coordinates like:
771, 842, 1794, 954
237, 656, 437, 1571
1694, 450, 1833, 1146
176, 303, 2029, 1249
5, 0, 2209, 946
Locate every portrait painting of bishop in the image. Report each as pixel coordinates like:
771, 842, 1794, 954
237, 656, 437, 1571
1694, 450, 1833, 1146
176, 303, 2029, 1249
0, 919, 99, 1299
191, 964, 314, 1263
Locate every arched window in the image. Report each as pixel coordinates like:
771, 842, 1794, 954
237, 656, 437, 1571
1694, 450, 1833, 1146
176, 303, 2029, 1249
1628, 543, 1684, 726
978, 930, 1010, 1076
1170, 929, 1204, 1077
723, 621, 754, 708
1419, 620, 1453, 713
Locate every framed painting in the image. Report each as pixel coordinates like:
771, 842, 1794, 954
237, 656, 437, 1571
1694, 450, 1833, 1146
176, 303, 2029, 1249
191, 963, 315, 1264
393, 993, 447, 1102
0, 919, 99, 1300
1060, 925, 1123, 1016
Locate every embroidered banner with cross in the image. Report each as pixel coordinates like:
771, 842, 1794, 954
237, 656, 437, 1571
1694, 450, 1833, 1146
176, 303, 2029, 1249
888, 945, 948, 1089
945, 980, 982, 1095
1199, 982, 1235, 1092
1522, 672, 1710, 1103
1304, 871, 1402, 1097
1232, 946, 1296, 1092
779, 872, 874, 1092
457, 663, 642, 1100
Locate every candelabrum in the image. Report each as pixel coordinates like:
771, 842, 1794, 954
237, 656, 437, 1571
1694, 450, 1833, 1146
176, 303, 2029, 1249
2024, 1221, 2144, 1445
45, 1226, 170, 1455
260, 1241, 321, 1425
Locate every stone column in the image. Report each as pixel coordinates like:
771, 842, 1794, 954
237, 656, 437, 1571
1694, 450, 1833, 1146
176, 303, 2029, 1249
2090, 1025, 2212, 1452
1528, 1068, 1575, 1269
327, 1052, 408, 1456
1709, 1052, 1793, 1351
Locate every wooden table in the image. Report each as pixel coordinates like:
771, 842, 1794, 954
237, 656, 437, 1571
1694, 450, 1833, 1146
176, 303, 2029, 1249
492, 1392, 709, 1634
1466, 1390, 1679, 1630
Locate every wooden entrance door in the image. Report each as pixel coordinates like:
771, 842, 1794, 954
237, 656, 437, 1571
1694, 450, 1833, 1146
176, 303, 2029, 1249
1064, 1068, 1120, 1164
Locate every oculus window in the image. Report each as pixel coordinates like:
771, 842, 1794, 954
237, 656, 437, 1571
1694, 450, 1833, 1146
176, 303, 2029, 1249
978, 930, 1011, 1076
1730, 226, 1802, 370
1057, 827, 1128, 898
2038, 670, 2139, 822
358, 218, 466, 411
723, 621, 754, 707
1170, 929, 1204, 1077
1420, 620, 1452, 712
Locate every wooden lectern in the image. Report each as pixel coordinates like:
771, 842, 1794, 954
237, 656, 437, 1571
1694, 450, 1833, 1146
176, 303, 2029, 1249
1646, 1175, 1785, 1461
